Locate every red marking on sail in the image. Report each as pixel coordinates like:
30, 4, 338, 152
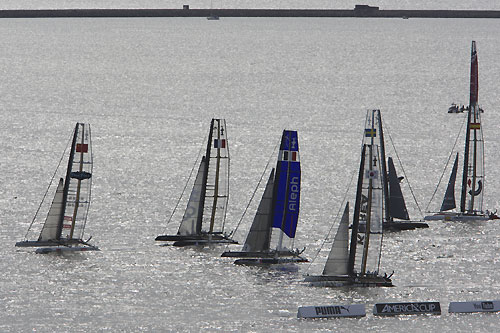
76, 143, 88, 153
470, 41, 478, 106
292, 151, 297, 161
62, 224, 72, 229
64, 216, 73, 221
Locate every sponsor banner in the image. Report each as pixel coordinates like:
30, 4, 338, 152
297, 304, 365, 318
449, 300, 500, 313
373, 302, 441, 316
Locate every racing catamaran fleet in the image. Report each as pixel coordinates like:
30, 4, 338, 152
14, 41, 497, 290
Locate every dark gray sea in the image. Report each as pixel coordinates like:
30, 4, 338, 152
1, 8, 500, 332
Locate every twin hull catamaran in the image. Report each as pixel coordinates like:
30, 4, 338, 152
424, 41, 497, 222
305, 111, 395, 287
155, 119, 237, 246
15, 123, 99, 254
222, 130, 307, 265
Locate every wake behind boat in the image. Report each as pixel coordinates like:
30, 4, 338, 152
15, 123, 99, 254
155, 119, 237, 246
222, 130, 307, 266
424, 41, 498, 222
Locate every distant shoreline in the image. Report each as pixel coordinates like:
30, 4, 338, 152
1, 7, 500, 18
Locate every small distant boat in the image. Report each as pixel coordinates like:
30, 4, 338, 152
305, 112, 393, 287
207, 0, 219, 20
222, 130, 307, 265
402, 16, 409, 19
425, 41, 497, 222
155, 119, 237, 246
448, 103, 465, 113
15, 123, 99, 254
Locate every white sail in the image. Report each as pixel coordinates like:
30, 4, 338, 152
242, 169, 275, 252
38, 178, 64, 241
323, 203, 349, 276
178, 157, 206, 236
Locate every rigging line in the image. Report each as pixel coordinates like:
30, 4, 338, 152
424, 114, 468, 212
222, 135, 280, 253
24, 128, 73, 240
161, 135, 207, 234
383, 122, 424, 218
303, 163, 357, 275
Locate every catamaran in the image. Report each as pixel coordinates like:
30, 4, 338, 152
424, 41, 498, 222
305, 111, 393, 287
368, 110, 428, 231
221, 130, 307, 265
155, 119, 237, 246
15, 123, 99, 254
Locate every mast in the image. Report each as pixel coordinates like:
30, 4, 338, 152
460, 110, 472, 213
348, 144, 366, 276
469, 41, 479, 213
198, 119, 214, 234
277, 131, 292, 252
69, 123, 85, 239
361, 112, 375, 275
460, 41, 478, 214
209, 119, 221, 233
377, 110, 391, 223
56, 123, 79, 240
272, 130, 300, 252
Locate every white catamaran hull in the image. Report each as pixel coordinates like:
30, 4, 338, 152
304, 274, 393, 287
234, 257, 308, 266
35, 246, 100, 254
424, 213, 491, 222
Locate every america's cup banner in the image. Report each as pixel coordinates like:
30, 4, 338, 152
373, 302, 441, 316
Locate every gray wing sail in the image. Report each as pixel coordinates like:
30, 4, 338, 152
322, 203, 349, 276
441, 153, 458, 212
38, 178, 65, 241
178, 157, 206, 236
242, 169, 275, 252
388, 157, 409, 220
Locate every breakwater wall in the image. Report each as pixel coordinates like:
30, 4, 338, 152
1, 8, 500, 18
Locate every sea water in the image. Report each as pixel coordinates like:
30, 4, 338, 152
1, 14, 500, 332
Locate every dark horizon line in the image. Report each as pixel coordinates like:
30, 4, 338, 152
1, 8, 500, 18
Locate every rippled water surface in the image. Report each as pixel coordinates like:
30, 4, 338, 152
1, 17, 500, 331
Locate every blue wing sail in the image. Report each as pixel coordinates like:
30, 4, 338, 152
272, 130, 301, 238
